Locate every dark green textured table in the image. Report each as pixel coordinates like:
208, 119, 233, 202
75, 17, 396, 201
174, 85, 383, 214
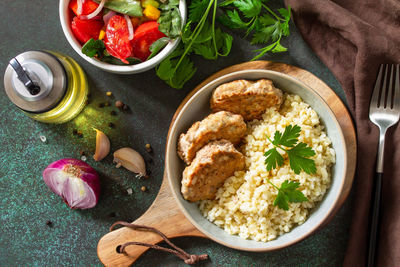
0, 1, 352, 266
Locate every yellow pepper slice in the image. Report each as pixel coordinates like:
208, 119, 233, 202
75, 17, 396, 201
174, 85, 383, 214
143, 5, 161, 20
98, 30, 105, 40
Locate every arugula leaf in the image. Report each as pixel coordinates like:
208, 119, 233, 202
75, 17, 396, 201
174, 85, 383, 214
158, 1, 182, 39
234, 0, 261, 18
264, 148, 284, 171
264, 124, 316, 175
147, 37, 170, 60
93, 0, 142, 17
273, 180, 308, 210
82, 39, 106, 58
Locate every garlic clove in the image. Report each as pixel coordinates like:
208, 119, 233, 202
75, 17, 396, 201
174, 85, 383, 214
113, 147, 146, 176
93, 129, 110, 161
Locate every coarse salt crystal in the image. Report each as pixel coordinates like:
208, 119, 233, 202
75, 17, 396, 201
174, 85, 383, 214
81, 155, 87, 162
39, 135, 46, 143
127, 188, 133, 195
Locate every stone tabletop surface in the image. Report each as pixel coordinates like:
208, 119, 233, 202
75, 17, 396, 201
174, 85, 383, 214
0, 0, 352, 266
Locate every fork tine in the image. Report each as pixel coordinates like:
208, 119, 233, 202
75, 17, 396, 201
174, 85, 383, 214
380, 65, 389, 108
387, 65, 394, 108
394, 64, 400, 109
372, 65, 384, 108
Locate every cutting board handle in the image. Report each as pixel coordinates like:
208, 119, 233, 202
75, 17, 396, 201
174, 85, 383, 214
97, 176, 206, 267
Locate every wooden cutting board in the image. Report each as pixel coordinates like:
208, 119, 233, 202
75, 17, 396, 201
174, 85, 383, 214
97, 61, 357, 266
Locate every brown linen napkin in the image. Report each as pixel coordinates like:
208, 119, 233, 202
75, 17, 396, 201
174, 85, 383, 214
284, 0, 400, 265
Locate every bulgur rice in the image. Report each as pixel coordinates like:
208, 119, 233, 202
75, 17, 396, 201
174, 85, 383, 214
199, 94, 336, 242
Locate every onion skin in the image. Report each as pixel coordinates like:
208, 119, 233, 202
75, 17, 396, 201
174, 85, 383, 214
103, 10, 116, 25
80, 0, 106, 20
43, 159, 100, 209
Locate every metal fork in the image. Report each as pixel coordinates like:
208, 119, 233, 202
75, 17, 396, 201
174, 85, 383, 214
368, 64, 400, 267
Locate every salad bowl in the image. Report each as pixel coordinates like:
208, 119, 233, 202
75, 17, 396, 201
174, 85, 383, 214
59, 0, 187, 74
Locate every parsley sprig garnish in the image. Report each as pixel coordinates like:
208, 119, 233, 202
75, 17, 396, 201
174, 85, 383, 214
264, 125, 316, 210
268, 180, 308, 211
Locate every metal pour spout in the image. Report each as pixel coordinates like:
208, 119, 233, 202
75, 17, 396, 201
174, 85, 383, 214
9, 57, 41, 95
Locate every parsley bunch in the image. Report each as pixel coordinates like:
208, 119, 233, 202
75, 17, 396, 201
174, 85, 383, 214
156, 0, 291, 89
264, 125, 316, 210
219, 0, 291, 60
156, 0, 233, 88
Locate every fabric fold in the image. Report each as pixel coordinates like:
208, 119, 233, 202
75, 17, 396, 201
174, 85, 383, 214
284, 0, 400, 265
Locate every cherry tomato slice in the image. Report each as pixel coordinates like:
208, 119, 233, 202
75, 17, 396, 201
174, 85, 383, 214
104, 15, 133, 64
69, 0, 100, 17
71, 16, 104, 44
132, 21, 166, 61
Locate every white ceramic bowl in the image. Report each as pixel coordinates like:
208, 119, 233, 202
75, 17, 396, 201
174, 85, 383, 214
166, 70, 349, 251
59, 0, 186, 74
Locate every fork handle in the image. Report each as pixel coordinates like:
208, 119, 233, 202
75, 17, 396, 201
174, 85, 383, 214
367, 172, 383, 267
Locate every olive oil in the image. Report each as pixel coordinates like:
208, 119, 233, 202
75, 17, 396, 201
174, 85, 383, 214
4, 51, 89, 123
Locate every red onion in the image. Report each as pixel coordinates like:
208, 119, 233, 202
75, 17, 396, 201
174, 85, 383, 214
103, 10, 116, 26
125, 15, 134, 40
80, 0, 106, 20
43, 159, 100, 209
77, 0, 83, 15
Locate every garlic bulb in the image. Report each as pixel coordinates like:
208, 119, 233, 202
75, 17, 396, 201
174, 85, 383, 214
113, 147, 146, 176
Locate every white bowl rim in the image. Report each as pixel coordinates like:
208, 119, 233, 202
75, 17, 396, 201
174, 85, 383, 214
59, 0, 187, 74
165, 69, 348, 251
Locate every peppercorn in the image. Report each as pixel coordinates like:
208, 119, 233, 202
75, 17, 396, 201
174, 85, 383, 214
110, 110, 117, 116
115, 100, 124, 108
104, 101, 110, 107
72, 129, 78, 135
46, 220, 53, 227
122, 104, 129, 111
106, 91, 113, 97
141, 186, 147, 192
79, 150, 85, 156
77, 131, 83, 138
98, 102, 105, 108
108, 122, 115, 128
145, 143, 152, 153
